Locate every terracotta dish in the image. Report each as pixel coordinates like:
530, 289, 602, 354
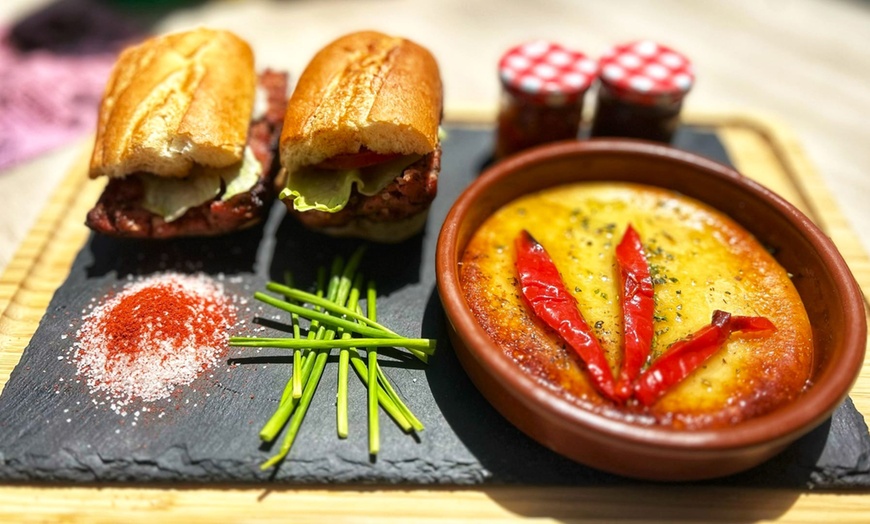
435, 139, 866, 481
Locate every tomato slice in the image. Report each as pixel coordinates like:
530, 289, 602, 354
315, 150, 402, 170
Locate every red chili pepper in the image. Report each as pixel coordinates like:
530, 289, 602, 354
515, 230, 618, 401
633, 310, 776, 406
614, 224, 655, 401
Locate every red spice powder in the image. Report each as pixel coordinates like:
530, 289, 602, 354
74, 273, 237, 412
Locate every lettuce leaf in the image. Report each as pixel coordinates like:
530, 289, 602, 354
141, 146, 262, 222
280, 154, 422, 213
220, 146, 262, 202
141, 172, 221, 223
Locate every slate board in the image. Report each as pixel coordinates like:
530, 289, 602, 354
0, 124, 868, 489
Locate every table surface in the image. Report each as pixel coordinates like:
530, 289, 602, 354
1, 117, 869, 523
1, 0, 869, 272
1, 1, 869, 522
0, 110, 866, 522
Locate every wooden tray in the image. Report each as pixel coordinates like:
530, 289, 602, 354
1, 112, 868, 522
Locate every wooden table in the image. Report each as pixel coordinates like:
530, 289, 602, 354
0, 113, 868, 522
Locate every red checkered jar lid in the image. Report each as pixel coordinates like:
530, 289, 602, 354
498, 40, 598, 106
598, 41, 694, 105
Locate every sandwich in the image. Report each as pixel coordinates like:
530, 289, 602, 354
278, 30, 443, 242
86, 28, 287, 238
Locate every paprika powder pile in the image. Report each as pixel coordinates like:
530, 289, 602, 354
74, 272, 237, 413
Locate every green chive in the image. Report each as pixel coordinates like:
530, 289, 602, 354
261, 281, 436, 363
337, 274, 364, 439
366, 280, 380, 455
348, 353, 412, 432
283, 272, 304, 400
248, 249, 436, 469
259, 258, 345, 465
265, 284, 397, 335
279, 352, 307, 407
262, 351, 316, 442
355, 301, 424, 433
261, 344, 330, 469
376, 363, 423, 432
336, 245, 366, 306
253, 292, 414, 343
230, 336, 435, 353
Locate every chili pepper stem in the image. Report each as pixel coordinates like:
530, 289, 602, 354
633, 310, 775, 406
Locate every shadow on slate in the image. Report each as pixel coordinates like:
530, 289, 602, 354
0, 124, 867, 489
84, 221, 268, 279
267, 210, 426, 297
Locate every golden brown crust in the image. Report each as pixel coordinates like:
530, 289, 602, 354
89, 28, 256, 179
460, 182, 814, 430
279, 30, 442, 171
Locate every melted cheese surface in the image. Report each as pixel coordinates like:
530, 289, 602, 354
459, 182, 813, 429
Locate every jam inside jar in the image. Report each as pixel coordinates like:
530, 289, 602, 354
590, 83, 683, 143
493, 40, 598, 161
496, 89, 585, 159
590, 41, 694, 144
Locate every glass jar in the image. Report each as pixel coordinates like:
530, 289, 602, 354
495, 88, 585, 159
494, 40, 598, 160
590, 41, 694, 143
591, 83, 684, 142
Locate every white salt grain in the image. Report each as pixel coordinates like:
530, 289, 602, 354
72, 272, 237, 416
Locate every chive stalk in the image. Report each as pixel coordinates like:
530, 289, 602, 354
376, 363, 423, 432
261, 343, 330, 469
264, 284, 398, 335
253, 293, 425, 345
257, 284, 435, 362
337, 274, 364, 439
283, 272, 304, 400
259, 258, 344, 465
263, 350, 316, 442
337, 333, 351, 439
238, 249, 435, 469
348, 353, 412, 432
292, 350, 303, 399
353, 304, 424, 433
230, 336, 435, 353
336, 246, 366, 306
279, 352, 307, 406
366, 280, 380, 455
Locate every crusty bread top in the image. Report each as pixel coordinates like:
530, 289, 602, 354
89, 28, 256, 179
280, 31, 443, 172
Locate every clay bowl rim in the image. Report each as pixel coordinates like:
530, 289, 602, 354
435, 138, 867, 454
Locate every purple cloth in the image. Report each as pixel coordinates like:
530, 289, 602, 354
0, 29, 118, 170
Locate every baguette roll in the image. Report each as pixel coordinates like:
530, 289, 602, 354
85, 28, 288, 239
90, 28, 256, 179
279, 31, 443, 242
280, 31, 441, 171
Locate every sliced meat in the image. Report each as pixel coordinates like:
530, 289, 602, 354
85, 70, 288, 238
290, 145, 441, 230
